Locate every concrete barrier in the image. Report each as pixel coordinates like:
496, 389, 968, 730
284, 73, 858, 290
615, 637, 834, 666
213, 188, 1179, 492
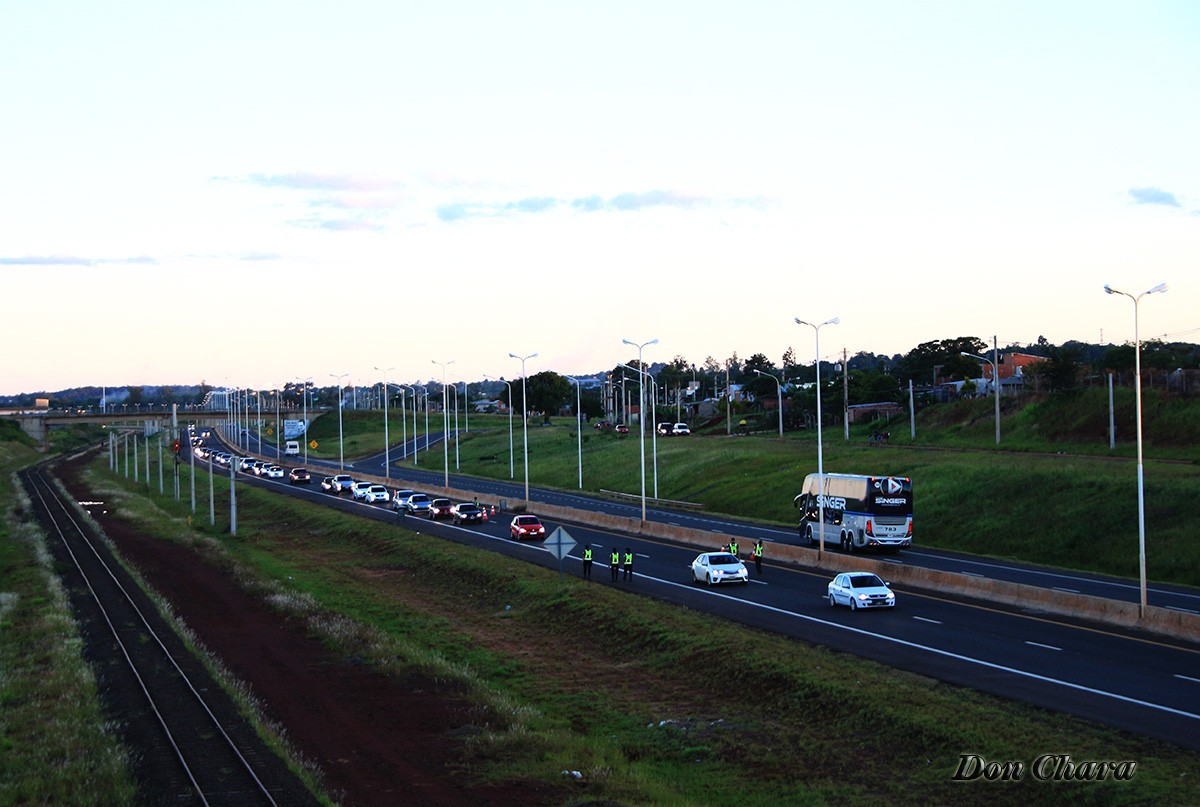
219, 432, 1200, 644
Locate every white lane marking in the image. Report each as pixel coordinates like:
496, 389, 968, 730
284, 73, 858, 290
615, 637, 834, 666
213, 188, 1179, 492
1052, 587, 1080, 594
959, 571, 985, 577
1175, 674, 1200, 684
1025, 641, 1062, 651
913, 616, 942, 624
636, 575, 1200, 722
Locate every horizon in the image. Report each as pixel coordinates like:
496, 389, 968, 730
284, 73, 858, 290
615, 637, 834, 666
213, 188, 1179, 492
2, 3, 1196, 395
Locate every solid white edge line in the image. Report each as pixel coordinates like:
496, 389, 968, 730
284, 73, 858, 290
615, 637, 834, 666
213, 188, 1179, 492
1024, 641, 1062, 651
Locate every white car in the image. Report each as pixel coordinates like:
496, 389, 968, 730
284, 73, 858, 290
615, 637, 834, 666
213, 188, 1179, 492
350, 481, 374, 500
391, 489, 416, 511
671, 423, 691, 435
690, 552, 748, 586
363, 484, 389, 503
827, 572, 896, 610
240, 457, 257, 472
265, 465, 285, 479
329, 474, 354, 493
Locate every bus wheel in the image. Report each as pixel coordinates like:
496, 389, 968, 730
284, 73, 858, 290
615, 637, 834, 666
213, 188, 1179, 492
805, 525, 815, 546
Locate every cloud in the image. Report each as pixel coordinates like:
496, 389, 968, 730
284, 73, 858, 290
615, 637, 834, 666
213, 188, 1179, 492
507, 197, 557, 214
608, 190, 706, 211
239, 252, 282, 261
0, 255, 157, 266
239, 171, 403, 192
304, 218, 385, 232
1128, 187, 1181, 207
0, 255, 95, 266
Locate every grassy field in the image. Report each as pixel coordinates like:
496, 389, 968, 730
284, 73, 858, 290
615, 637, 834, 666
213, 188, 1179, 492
0, 421, 136, 804
78, 455, 1200, 804
282, 395, 1200, 588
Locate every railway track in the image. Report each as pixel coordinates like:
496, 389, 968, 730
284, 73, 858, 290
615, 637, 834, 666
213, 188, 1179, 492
19, 459, 318, 806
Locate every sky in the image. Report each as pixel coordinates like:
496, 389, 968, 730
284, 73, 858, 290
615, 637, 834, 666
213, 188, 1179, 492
1, 1, 1197, 395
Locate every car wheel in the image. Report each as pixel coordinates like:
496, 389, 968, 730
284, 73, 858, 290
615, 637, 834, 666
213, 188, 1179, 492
829, 593, 837, 608
706, 574, 715, 586
849, 597, 858, 611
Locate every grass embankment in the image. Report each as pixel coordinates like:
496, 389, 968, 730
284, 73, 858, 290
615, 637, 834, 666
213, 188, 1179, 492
302, 404, 1200, 587
0, 421, 136, 804
84, 454, 1200, 805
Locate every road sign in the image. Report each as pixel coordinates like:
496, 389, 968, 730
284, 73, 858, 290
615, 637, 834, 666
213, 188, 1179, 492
266, 428, 273, 436
309, 440, 318, 449
543, 526, 576, 579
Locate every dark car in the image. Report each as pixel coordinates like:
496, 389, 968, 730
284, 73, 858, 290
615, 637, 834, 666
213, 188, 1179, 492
288, 468, 311, 485
451, 503, 484, 525
427, 498, 454, 519
614, 423, 629, 434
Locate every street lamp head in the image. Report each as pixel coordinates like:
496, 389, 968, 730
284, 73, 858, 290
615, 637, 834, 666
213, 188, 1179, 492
1104, 284, 1116, 295
826, 317, 840, 326
1147, 283, 1168, 295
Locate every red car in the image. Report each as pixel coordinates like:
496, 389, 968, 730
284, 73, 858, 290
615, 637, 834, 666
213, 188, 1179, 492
614, 423, 629, 434
427, 498, 454, 519
509, 515, 546, 541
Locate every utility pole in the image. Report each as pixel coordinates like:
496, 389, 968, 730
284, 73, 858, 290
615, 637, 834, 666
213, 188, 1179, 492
842, 348, 850, 441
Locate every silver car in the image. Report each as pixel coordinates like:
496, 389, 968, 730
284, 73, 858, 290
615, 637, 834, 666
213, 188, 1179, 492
405, 493, 432, 516
827, 572, 896, 610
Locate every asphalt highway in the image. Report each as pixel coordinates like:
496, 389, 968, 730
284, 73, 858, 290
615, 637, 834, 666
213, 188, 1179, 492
194, 427, 1200, 750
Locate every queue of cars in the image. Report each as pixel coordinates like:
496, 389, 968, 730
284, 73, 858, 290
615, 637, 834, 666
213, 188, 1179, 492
187, 434, 894, 611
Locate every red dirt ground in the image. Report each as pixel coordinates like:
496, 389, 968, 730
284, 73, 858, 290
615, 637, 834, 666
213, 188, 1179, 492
58, 457, 563, 806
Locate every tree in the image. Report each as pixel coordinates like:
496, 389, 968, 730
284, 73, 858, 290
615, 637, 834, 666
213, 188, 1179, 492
522, 371, 573, 423
894, 337, 987, 384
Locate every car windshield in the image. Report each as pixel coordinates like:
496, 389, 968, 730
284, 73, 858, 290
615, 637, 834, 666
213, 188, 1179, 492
369, 486, 385, 492
410, 495, 429, 503
459, 504, 479, 511
708, 553, 739, 565
850, 574, 885, 588
517, 516, 540, 526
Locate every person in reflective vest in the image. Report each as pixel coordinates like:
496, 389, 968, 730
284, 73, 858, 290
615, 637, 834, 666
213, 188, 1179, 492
753, 540, 763, 574
623, 549, 633, 581
728, 539, 739, 558
582, 545, 593, 580
610, 548, 620, 581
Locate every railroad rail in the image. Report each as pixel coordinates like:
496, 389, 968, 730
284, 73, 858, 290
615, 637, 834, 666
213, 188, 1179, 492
19, 460, 316, 806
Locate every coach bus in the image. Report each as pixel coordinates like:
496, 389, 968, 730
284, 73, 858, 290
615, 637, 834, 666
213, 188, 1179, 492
792, 473, 912, 552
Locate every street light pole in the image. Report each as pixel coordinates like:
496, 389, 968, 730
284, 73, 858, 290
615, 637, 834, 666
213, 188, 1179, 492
961, 342, 1001, 446
565, 375, 583, 489
375, 365, 394, 480
398, 384, 413, 462
431, 360, 454, 490
484, 374, 515, 479
509, 352, 538, 504
753, 369, 784, 436
330, 372, 348, 470
296, 376, 312, 466
622, 338, 658, 522
1105, 281, 1168, 617
795, 317, 839, 560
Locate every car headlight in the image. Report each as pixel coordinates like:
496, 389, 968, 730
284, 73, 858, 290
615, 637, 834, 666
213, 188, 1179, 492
857, 594, 869, 601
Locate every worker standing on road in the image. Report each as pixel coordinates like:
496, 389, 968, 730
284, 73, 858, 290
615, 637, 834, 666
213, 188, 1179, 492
728, 539, 739, 558
610, 548, 620, 581
623, 548, 634, 581
582, 545, 593, 580
753, 540, 763, 574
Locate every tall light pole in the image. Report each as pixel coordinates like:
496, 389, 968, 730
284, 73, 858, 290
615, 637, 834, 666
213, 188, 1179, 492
753, 369, 784, 436
431, 360, 454, 490
622, 338, 658, 522
330, 372, 348, 470
398, 384, 413, 462
565, 375, 583, 489
509, 352, 538, 504
795, 317, 839, 559
621, 363, 659, 500
484, 374, 514, 479
962, 341, 1001, 446
375, 366, 394, 480
1105, 281, 1167, 617
295, 376, 312, 466
413, 384, 429, 464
